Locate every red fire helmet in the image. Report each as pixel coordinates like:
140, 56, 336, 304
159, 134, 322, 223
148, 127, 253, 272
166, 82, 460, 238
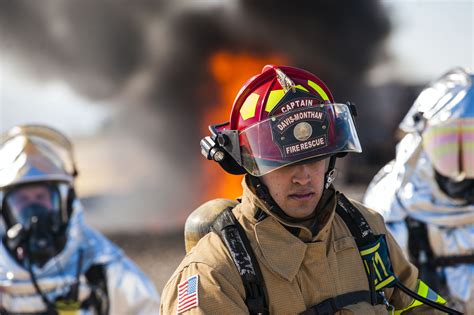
203, 65, 362, 176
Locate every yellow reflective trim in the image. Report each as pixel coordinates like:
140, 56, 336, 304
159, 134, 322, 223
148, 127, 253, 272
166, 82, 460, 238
265, 89, 285, 112
409, 298, 423, 308
295, 85, 309, 92
419, 280, 446, 304
436, 294, 447, 305
363, 259, 370, 275
394, 298, 423, 315
55, 301, 81, 310
394, 296, 423, 314
307, 80, 329, 101
375, 275, 395, 290
56, 300, 80, 315
240, 93, 260, 120
374, 251, 389, 278
359, 242, 380, 256
394, 280, 447, 314
373, 261, 382, 282
418, 280, 429, 298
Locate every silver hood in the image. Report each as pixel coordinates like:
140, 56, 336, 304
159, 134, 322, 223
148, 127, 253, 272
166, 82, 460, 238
0, 200, 160, 314
363, 68, 474, 312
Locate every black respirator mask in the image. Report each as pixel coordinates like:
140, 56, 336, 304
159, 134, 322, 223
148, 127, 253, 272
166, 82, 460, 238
435, 171, 474, 204
2, 185, 69, 267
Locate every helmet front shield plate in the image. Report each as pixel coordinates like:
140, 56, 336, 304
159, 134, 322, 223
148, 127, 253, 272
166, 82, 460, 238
239, 103, 362, 176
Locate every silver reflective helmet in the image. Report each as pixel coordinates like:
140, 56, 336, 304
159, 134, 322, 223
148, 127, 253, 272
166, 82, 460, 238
399, 68, 474, 181
0, 125, 78, 266
0, 125, 77, 188
363, 68, 474, 311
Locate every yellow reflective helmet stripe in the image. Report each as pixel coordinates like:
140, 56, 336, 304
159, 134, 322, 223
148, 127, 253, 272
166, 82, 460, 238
307, 80, 329, 101
265, 89, 285, 113
394, 280, 446, 314
264, 85, 311, 113
295, 84, 309, 92
240, 93, 260, 120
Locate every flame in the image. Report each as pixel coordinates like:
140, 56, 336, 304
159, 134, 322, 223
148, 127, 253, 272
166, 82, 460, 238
201, 51, 286, 202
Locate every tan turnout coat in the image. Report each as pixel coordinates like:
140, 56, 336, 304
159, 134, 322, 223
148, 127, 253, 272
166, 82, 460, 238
161, 178, 440, 314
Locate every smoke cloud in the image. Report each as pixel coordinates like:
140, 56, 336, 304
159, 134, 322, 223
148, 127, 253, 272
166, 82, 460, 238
0, 0, 391, 230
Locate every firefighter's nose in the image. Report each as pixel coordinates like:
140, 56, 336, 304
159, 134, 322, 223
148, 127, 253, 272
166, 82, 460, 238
291, 164, 311, 185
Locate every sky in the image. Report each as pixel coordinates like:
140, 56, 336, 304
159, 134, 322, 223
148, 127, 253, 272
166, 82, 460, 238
0, 62, 109, 137
373, 0, 474, 83
0, 0, 473, 135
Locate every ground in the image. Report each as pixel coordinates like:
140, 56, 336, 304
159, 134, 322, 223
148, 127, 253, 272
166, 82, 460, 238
108, 232, 185, 294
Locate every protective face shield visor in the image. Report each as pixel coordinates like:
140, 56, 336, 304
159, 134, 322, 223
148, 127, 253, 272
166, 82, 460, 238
423, 117, 474, 181
2, 182, 70, 267
239, 104, 362, 176
3, 182, 63, 232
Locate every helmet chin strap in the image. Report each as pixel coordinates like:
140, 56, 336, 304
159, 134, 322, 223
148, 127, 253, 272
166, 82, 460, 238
324, 156, 337, 189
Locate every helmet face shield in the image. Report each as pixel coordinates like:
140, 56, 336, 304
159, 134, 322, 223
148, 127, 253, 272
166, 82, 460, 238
3, 182, 69, 267
423, 117, 474, 180
239, 103, 362, 176
4, 182, 62, 229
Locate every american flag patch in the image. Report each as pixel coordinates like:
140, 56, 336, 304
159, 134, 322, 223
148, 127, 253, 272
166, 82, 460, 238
177, 274, 199, 313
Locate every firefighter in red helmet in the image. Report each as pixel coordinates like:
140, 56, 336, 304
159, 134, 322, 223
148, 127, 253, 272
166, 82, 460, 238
161, 66, 457, 314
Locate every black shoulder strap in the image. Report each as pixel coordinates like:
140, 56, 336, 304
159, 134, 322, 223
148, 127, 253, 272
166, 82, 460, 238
405, 216, 442, 291
406, 216, 434, 267
211, 207, 268, 315
300, 290, 373, 315
335, 193, 382, 305
81, 264, 109, 315
335, 193, 375, 243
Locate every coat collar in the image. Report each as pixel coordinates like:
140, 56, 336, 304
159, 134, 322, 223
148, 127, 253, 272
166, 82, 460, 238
237, 176, 337, 281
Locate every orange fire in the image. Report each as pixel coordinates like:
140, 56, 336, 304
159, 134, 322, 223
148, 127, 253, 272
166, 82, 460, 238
200, 51, 286, 202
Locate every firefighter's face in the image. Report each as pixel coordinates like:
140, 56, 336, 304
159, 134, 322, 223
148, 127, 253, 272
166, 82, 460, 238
260, 159, 326, 218
9, 185, 54, 212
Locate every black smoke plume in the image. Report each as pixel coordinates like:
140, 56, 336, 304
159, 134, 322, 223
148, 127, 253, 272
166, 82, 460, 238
0, 0, 392, 229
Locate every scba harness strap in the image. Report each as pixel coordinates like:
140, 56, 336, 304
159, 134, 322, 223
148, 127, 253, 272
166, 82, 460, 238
211, 208, 269, 315
406, 216, 474, 281
213, 194, 462, 315
300, 291, 376, 315
335, 193, 461, 315
211, 199, 385, 315
335, 194, 397, 302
